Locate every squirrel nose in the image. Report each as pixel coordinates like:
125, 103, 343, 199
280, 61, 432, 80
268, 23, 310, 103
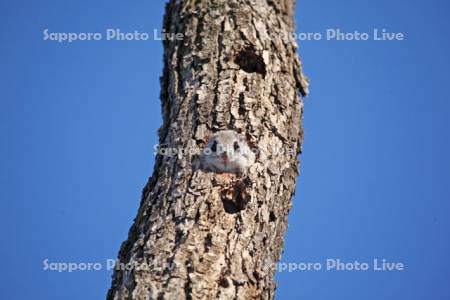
221, 152, 228, 159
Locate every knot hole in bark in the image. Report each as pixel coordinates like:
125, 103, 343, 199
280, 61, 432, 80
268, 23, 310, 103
235, 46, 266, 77
221, 180, 251, 214
269, 211, 276, 222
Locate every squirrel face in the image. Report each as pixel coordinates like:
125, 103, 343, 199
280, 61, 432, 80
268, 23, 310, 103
201, 130, 255, 173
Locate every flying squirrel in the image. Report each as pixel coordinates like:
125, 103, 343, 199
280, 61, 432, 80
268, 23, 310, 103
199, 130, 256, 174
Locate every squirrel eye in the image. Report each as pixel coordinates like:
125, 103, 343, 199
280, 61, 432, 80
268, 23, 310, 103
211, 141, 217, 152
233, 141, 240, 151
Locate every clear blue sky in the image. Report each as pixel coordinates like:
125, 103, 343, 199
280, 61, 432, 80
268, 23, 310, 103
1, 0, 449, 299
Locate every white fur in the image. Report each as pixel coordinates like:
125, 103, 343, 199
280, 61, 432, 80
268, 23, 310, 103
200, 130, 255, 173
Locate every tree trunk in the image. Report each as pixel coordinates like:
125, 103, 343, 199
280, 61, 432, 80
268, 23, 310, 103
107, 0, 308, 299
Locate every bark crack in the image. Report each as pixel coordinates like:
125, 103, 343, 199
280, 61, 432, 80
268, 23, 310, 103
212, 17, 226, 126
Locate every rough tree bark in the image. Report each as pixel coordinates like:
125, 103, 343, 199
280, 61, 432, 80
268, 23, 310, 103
108, 0, 308, 299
